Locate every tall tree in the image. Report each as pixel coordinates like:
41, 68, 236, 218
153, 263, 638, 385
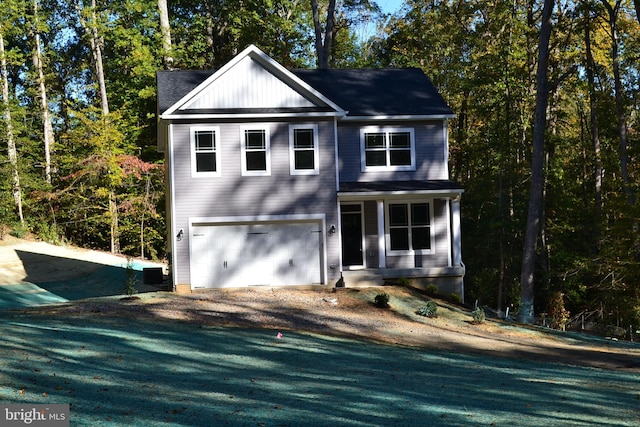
30, 0, 55, 184
158, 0, 173, 69
77, 0, 109, 115
0, 30, 24, 225
519, 0, 555, 324
601, 0, 633, 205
311, 0, 337, 68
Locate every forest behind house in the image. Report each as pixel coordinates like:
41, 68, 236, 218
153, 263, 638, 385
1, 0, 639, 333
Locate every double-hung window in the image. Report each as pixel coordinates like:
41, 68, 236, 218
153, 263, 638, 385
241, 125, 270, 176
289, 124, 319, 175
361, 127, 415, 171
191, 126, 220, 177
387, 201, 433, 254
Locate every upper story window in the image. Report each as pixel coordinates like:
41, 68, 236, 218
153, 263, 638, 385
241, 125, 270, 176
289, 124, 319, 175
360, 127, 415, 171
386, 201, 434, 254
191, 126, 220, 177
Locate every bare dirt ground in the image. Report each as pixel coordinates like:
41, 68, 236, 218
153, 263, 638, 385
3, 235, 640, 373
24, 286, 640, 373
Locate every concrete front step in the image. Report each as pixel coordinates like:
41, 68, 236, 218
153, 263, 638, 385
340, 271, 384, 287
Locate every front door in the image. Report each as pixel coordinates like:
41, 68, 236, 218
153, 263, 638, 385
341, 204, 363, 266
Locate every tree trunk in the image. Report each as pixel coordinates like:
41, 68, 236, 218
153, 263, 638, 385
585, 9, 602, 250
0, 31, 24, 225
311, 0, 336, 69
519, 0, 554, 324
109, 190, 119, 254
78, 0, 109, 115
157, 0, 173, 69
31, 0, 55, 185
601, 0, 633, 205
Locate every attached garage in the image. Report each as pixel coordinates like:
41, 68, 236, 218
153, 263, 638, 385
189, 220, 324, 288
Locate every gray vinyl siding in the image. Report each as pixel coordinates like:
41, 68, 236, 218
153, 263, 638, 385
337, 120, 448, 183
169, 119, 340, 286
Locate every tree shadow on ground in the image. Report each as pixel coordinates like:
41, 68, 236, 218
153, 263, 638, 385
2, 251, 164, 306
1, 312, 639, 426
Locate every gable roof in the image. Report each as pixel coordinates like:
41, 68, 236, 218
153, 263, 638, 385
158, 45, 344, 119
157, 45, 454, 119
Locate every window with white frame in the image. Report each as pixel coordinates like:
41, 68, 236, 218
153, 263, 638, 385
191, 126, 220, 177
289, 124, 319, 175
386, 201, 433, 253
241, 126, 270, 176
361, 127, 415, 171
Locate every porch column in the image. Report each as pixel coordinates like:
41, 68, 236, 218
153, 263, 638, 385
451, 196, 462, 266
377, 200, 386, 268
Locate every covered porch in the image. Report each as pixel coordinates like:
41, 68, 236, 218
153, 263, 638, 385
337, 181, 465, 299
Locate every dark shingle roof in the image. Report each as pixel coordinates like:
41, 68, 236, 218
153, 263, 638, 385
291, 68, 453, 117
339, 180, 463, 193
157, 70, 214, 114
157, 68, 453, 117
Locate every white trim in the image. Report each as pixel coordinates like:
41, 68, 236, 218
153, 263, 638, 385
445, 198, 452, 267
289, 124, 319, 175
168, 124, 178, 289
333, 117, 340, 192
360, 127, 416, 172
343, 114, 456, 121
385, 200, 435, 256
160, 111, 345, 120
190, 125, 221, 178
377, 200, 386, 268
451, 197, 462, 266
240, 124, 271, 176
338, 189, 464, 201
443, 119, 450, 178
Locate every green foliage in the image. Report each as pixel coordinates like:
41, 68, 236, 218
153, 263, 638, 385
124, 257, 138, 297
546, 291, 570, 330
417, 301, 438, 318
374, 292, 390, 308
449, 293, 461, 304
425, 285, 438, 296
471, 308, 485, 324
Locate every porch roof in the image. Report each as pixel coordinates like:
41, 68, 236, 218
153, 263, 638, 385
338, 180, 463, 199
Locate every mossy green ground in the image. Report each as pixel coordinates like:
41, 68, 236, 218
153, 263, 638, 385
1, 312, 639, 426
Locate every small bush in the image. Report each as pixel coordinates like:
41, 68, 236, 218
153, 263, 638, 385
374, 292, 390, 308
546, 291, 570, 330
124, 257, 138, 297
417, 301, 438, 318
471, 307, 485, 324
10, 223, 28, 239
449, 293, 462, 304
425, 285, 438, 296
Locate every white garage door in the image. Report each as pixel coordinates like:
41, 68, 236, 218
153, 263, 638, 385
190, 222, 323, 288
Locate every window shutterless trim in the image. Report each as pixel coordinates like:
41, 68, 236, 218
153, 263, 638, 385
289, 124, 319, 175
360, 127, 416, 172
385, 200, 435, 255
240, 125, 271, 176
190, 125, 221, 178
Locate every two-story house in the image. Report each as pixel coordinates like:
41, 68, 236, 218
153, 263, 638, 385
157, 45, 464, 297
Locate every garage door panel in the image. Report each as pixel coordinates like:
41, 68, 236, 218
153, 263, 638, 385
190, 221, 323, 288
